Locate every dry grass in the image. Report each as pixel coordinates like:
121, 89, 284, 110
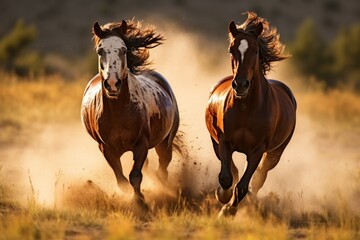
0, 175, 359, 239
0, 72, 85, 145
0, 72, 360, 239
299, 88, 360, 126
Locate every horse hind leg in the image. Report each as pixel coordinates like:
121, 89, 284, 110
250, 137, 292, 196
155, 136, 173, 181
231, 160, 239, 184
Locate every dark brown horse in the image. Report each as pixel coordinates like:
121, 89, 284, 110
81, 20, 179, 207
205, 12, 297, 216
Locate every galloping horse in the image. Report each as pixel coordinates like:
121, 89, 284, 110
81, 20, 179, 207
205, 12, 297, 216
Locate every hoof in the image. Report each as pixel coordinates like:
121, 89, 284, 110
215, 186, 233, 204
218, 204, 238, 218
134, 194, 149, 212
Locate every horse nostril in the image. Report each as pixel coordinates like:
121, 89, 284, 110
115, 80, 122, 89
244, 80, 250, 89
239, 80, 249, 89
232, 80, 237, 89
104, 79, 111, 90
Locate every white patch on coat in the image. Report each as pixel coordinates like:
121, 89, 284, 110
128, 74, 163, 117
238, 39, 248, 63
128, 74, 175, 134
97, 36, 127, 91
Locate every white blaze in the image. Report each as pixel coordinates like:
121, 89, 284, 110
238, 39, 248, 63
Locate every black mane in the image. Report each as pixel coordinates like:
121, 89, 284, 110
236, 12, 289, 75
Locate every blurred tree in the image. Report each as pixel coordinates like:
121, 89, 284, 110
290, 19, 330, 81
0, 20, 44, 76
332, 24, 360, 88
290, 18, 360, 90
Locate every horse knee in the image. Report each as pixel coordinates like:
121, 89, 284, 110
129, 169, 143, 187
219, 173, 233, 190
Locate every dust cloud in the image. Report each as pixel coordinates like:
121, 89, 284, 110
1, 24, 359, 215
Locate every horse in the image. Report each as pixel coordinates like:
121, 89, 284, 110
205, 12, 297, 216
81, 20, 180, 208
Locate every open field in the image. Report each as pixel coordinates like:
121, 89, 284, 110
1, 28, 360, 239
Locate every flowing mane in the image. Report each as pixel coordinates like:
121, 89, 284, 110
234, 12, 289, 75
93, 20, 164, 74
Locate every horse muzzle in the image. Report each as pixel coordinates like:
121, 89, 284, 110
104, 79, 122, 98
232, 79, 250, 98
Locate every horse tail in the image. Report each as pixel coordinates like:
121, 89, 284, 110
172, 130, 188, 158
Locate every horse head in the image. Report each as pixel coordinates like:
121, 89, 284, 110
228, 20, 263, 98
93, 21, 128, 99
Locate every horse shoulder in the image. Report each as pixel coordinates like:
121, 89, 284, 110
209, 76, 233, 96
81, 74, 103, 143
206, 77, 233, 142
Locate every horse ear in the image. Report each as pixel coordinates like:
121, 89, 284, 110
93, 22, 105, 38
253, 23, 263, 38
229, 21, 238, 38
119, 20, 128, 36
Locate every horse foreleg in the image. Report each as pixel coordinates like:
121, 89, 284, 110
215, 138, 234, 204
100, 144, 130, 192
219, 149, 264, 217
232, 148, 264, 207
130, 137, 149, 207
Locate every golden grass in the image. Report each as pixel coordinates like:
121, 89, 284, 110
299, 88, 360, 126
0, 72, 86, 144
1, 156, 359, 239
1, 179, 359, 240
0, 72, 360, 239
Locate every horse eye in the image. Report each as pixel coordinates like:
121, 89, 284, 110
97, 48, 104, 56
120, 48, 127, 55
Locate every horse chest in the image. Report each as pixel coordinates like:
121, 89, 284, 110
97, 114, 141, 151
223, 110, 270, 151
